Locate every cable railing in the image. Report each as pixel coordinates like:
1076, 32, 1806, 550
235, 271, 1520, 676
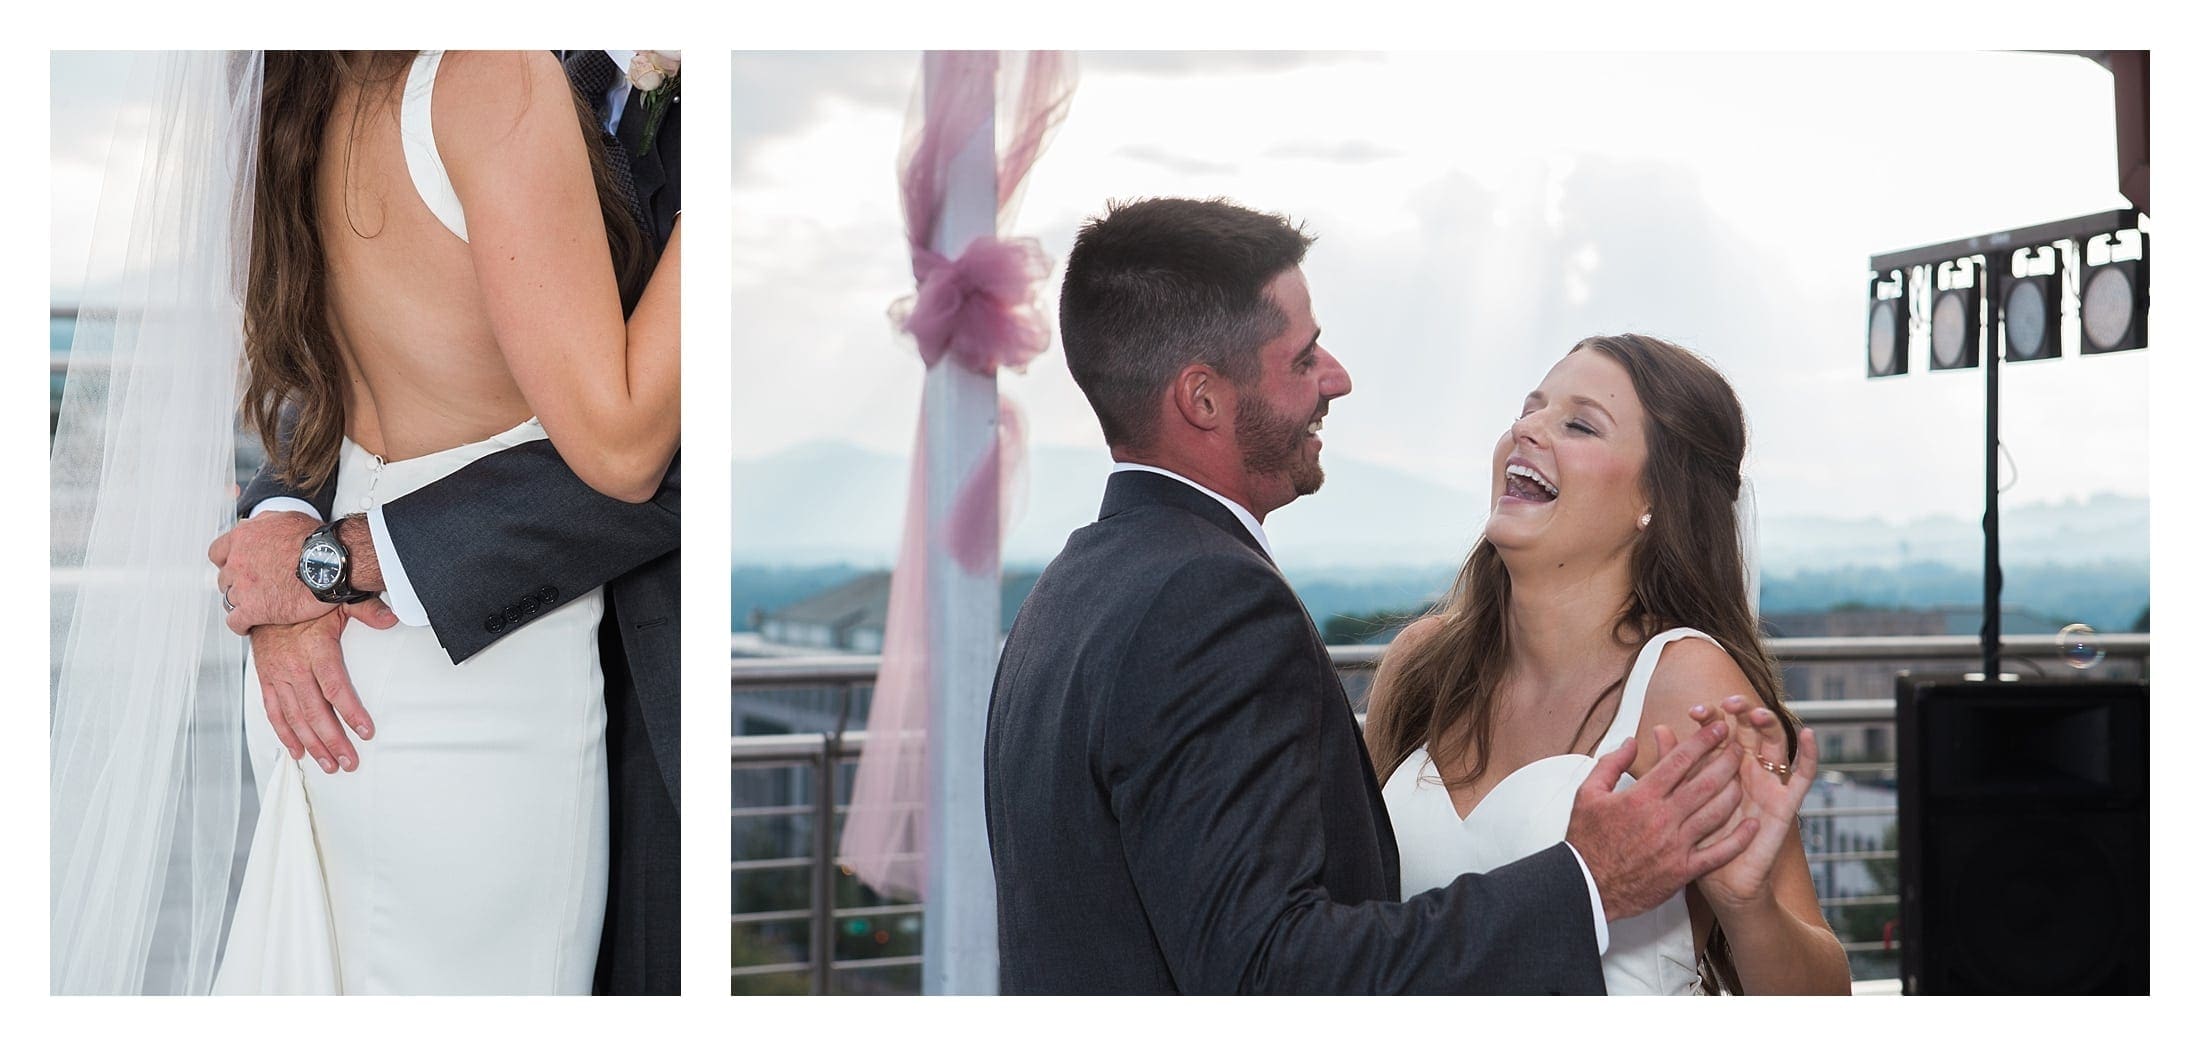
732, 632, 2147, 993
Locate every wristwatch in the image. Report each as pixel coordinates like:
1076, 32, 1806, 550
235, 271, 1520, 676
296, 517, 377, 605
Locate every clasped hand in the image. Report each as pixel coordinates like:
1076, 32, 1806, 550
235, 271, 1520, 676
209, 511, 398, 773
1565, 699, 1820, 924
1663, 696, 1820, 913
1565, 721, 1754, 923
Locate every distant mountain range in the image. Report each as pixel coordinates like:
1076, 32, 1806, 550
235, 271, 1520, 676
1755, 494, 2150, 574
733, 441, 2149, 635
734, 440, 1497, 568
734, 440, 2149, 573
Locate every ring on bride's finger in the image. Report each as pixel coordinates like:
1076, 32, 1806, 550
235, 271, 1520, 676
1757, 755, 1791, 777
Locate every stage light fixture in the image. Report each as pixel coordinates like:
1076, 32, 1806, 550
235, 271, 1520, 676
2002, 270, 2062, 363
1930, 278, 1979, 371
2080, 231, 2147, 354
1867, 275, 1908, 378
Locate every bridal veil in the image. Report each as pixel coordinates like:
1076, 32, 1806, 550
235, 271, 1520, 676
51, 51, 263, 994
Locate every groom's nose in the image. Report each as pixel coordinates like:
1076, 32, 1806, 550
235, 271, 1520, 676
1316, 348, 1352, 398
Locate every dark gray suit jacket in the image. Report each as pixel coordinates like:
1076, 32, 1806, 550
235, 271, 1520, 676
984, 470, 1605, 994
617, 74, 678, 259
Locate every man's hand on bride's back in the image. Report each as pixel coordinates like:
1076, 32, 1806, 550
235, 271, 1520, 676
210, 511, 398, 634
1564, 721, 1758, 923
210, 510, 329, 633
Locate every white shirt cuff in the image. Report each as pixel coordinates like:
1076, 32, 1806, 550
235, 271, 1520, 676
248, 497, 321, 522
364, 505, 430, 628
1564, 841, 1612, 955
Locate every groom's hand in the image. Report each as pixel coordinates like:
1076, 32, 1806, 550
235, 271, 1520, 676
1564, 720, 1758, 923
249, 612, 376, 774
211, 511, 398, 634
210, 510, 326, 632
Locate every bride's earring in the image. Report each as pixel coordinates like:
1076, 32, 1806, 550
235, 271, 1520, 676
1637, 512, 1652, 531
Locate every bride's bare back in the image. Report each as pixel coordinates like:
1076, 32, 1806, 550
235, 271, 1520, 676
309, 51, 678, 499
316, 57, 532, 462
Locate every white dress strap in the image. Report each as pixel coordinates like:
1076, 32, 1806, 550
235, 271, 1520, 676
400, 50, 469, 242
1591, 627, 1723, 758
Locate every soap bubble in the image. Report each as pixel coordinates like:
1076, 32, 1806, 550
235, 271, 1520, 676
2057, 623, 2104, 670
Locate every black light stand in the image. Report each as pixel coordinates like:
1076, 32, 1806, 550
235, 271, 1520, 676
1867, 208, 2140, 679
1984, 265, 2000, 677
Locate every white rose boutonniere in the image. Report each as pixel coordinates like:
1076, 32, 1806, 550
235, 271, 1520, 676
629, 50, 680, 156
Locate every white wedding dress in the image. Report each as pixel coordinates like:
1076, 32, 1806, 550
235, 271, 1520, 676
1382, 628, 1718, 995
214, 51, 609, 995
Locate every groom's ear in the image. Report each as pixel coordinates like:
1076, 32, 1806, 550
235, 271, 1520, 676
1173, 364, 1227, 433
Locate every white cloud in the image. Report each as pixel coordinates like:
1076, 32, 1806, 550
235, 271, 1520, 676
729, 50, 2146, 526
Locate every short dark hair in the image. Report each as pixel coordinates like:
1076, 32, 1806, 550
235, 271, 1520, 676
1058, 198, 1314, 450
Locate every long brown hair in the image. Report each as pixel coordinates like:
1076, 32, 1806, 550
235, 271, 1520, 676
244, 51, 647, 490
1366, 333, 1798, 993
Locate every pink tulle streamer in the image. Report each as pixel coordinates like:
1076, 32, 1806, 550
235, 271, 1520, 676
838, 52, 1075, 902
944, 396, 1026, 575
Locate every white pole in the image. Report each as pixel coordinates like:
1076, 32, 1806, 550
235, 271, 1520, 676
921, 51, 1001, 996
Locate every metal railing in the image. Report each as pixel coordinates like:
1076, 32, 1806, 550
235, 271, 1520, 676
732, 633, 2147, 993
52, 349, 268, 485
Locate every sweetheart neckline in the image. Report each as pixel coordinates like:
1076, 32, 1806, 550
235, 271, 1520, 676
1398, 746, 1634, 826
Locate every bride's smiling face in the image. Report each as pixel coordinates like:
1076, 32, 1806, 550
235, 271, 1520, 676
1485, 349, 1651, 568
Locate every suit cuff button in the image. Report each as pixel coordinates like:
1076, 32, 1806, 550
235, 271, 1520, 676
486, 615, 505, 634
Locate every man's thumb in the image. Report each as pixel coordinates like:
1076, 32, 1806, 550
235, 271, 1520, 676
1580, 736, 1634, 796
346, 597, 399, 630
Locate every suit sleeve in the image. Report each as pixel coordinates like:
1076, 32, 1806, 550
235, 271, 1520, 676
379, 443, 680, 664
235, 408, 335, 520
1101, 553, 1603, 994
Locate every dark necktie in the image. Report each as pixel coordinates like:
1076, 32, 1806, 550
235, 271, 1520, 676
561, 50, 645, 229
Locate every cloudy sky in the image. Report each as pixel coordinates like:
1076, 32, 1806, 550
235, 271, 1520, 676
49, 51, 2150, 531
50, 52, 141, 304
730, 51, 2146, 526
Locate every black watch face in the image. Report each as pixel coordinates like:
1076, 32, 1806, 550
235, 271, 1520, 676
300, 539, 344, 592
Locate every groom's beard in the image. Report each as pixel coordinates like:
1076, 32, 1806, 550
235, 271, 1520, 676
1237, 392, 1326, 496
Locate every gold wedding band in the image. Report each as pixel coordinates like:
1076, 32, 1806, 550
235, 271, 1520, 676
1757, 755, 1791, 778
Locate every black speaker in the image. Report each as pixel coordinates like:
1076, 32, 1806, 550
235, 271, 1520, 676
1896, 678, 2147, 994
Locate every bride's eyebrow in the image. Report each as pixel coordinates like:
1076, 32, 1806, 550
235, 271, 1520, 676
1566, 394, 1617, 423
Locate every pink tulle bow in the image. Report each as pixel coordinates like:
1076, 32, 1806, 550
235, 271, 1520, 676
897, 236, 1052, 375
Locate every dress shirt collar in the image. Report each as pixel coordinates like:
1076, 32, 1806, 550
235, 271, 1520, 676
1108, 461, 1275, 563
600, 51, 637, 133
